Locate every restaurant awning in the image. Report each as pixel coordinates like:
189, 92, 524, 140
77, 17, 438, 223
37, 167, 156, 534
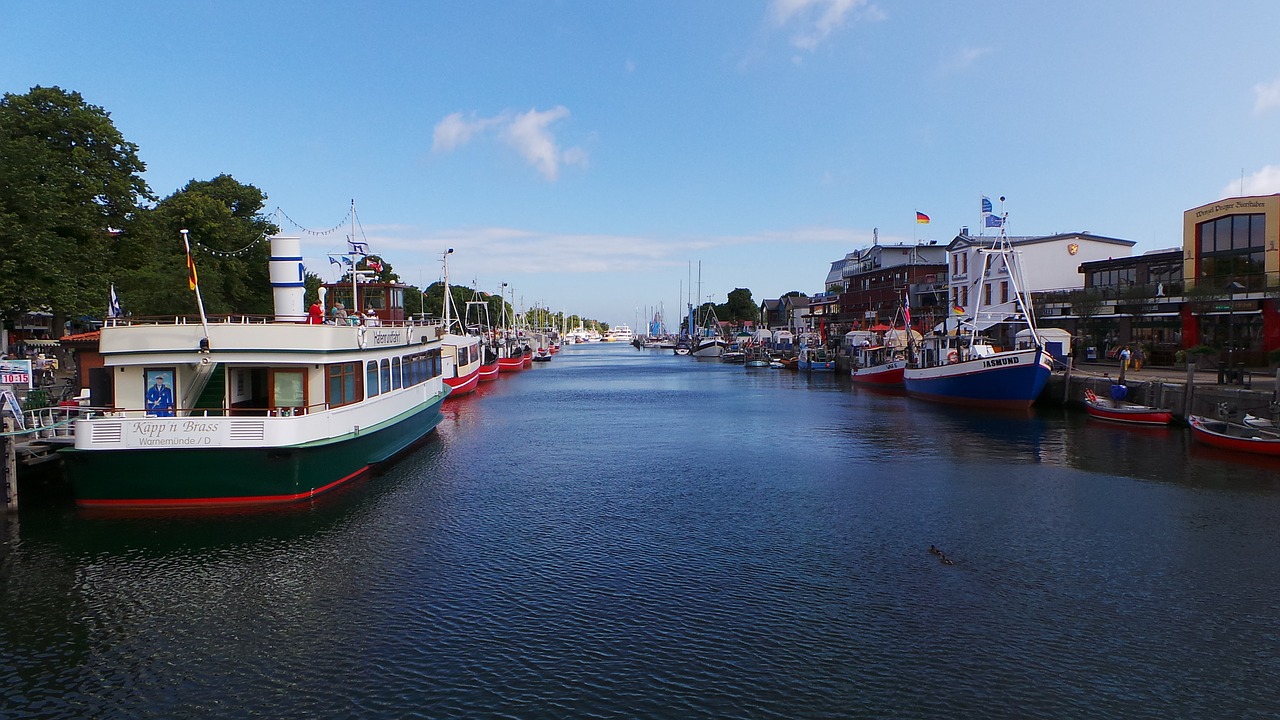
25, 339, 60, 347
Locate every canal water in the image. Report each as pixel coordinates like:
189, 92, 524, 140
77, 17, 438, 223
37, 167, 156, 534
4, 342, 1280, 719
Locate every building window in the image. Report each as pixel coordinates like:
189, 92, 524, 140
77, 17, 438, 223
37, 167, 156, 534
1000, 281, 1009, 304
1198, 213, 1265, 288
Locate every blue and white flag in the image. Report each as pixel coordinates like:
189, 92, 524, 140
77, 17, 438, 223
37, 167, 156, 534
328, 255, 342, 267
981, 196, 993, 215
328, 255, 354, 266
108, 284, 122, 318
348, 239, 369, 255
984, 213, 1003, 228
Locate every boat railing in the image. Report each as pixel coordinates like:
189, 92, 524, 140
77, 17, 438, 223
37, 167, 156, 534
82, 401, 334, 420
17, 405, 99, 441
104, 315, 436, 329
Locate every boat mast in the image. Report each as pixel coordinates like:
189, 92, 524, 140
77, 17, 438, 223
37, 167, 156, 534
440, 248, 457, 333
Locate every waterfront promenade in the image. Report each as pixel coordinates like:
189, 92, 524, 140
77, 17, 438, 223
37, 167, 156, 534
1072, 359, 1277, 392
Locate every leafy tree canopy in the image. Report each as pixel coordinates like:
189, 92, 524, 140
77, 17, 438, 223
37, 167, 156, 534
116, 175, 277, 316
717, 287, 758, 324
0, 85, 151, 327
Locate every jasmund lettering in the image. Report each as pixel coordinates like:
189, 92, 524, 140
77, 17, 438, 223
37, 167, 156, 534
982, 357, 1021, 368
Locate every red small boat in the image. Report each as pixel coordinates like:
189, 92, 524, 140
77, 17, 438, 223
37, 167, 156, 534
478, 356, 500, 382
1188, 415, 1280, 456
1083, 387, 1172, 426
851, 345, 905, 387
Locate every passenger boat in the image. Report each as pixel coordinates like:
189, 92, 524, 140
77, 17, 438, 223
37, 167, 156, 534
1083, 387, 1172, 426
439, 250, 482, 398
62, 235, 450, 509
1188, 414, 1280, 456
602, 325, 634, 343
902, 205, 1052, 409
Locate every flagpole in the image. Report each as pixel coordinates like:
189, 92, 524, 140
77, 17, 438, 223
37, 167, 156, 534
350, 200, 359, 318
180, 230, 211, 346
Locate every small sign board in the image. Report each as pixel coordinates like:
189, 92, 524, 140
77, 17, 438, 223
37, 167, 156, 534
0, 359, 32, 388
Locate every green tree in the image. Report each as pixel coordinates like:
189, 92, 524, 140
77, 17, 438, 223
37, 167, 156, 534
0, 85, 151, 330
718, 287, 758, 324
117, 175, 278, 315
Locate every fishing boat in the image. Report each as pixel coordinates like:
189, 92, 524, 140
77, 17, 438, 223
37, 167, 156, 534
689, 305, 727, 358
902, 203, 1052, 409
797, 345, 835, 372
495, 286, 528, 373
851, 323, 916, 386
851, 344, 906, 386
1083, 386, 1172, 426
439, 249, 482, 398
1188, 414, 1280, 456
62, 234, 450, 509
464, 298, 500, 382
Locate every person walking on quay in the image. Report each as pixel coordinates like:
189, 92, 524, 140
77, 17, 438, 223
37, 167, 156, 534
1118, 345, 1131, 384
1133, 344, 1145, 371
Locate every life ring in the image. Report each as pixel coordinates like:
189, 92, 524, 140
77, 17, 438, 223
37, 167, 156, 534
357, 325, 367, 350
947, 350, 959, 363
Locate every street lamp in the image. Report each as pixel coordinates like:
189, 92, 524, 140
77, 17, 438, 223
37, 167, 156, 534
1226, 280, 1246, 382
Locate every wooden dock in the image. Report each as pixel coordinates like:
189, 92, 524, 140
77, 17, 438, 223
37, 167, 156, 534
1, 407, 81, 510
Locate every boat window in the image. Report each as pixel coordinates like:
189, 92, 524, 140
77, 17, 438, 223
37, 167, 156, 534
403, 354, 417, 386
326, 362, 362, 409
392, 357, 402, 390
430, 348, 442, 378
271, 369, 307, 415
380, 358, 391, 393
366, 360, 379, 397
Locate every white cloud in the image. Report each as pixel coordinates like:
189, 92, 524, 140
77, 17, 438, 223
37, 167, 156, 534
432, 106, 586, 181
500, 106, 585, 181
1221, 165, 1280, 198
1253, 77, 1280, 116
431, 112, 501, 152
769, 0, 883, 51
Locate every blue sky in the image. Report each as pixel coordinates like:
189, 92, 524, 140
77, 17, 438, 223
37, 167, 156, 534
6, 1, 1280, 327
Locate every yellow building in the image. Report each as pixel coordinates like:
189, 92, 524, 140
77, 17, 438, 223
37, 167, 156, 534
1182, 194, 1280, 364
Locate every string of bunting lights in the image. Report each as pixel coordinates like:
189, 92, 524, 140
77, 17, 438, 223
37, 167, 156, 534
275, 204, 376, 268
275, 206, 350, 236
191, 235, 268, 258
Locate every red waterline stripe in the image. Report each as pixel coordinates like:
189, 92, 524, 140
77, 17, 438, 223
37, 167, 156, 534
76, 464, 372, 509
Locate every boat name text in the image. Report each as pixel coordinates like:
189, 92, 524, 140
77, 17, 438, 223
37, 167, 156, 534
130, 420, 217, 446
372, 330, 403, 345
982, 356, 1021, 368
